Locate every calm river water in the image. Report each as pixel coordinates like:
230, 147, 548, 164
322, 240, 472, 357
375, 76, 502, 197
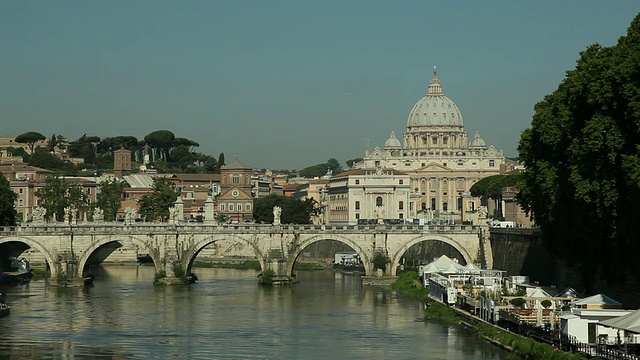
0, 266, 518, 359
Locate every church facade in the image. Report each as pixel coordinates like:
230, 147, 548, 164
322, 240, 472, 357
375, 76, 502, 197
355, 67, 506, 224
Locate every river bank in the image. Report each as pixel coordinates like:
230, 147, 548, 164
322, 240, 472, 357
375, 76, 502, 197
390, 271, 588, 360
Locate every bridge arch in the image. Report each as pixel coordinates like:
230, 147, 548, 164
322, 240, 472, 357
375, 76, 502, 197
0, 236, 59, 278
77, 236, 154, 278
285, 235, 373, 276
389, 234, 474, 276
184, 234, 264, 274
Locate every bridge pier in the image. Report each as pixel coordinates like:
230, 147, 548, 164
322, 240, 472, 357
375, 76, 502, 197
55, 256, 84, 287
262, 250, 296, 285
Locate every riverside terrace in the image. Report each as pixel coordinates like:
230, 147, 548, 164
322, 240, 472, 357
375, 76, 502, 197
0, 221, 491, 284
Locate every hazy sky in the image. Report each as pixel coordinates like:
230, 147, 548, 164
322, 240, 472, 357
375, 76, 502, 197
2, 1, 638, 170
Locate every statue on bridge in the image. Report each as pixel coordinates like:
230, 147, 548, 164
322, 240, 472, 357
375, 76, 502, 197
169, 207, 179, 224
32, 206, 46, 223
93, 208, 104, 222
124, 207, 137, 225
273, 206, 282, 225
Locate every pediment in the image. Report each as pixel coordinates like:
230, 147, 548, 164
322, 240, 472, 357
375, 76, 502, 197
217, 188, 253, 200
416, 162, 453, 172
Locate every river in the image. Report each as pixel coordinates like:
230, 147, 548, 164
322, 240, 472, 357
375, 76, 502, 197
0, 266, 519, 359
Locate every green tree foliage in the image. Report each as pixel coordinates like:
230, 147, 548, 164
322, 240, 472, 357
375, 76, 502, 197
509, 298, 526, 308
46, 134, 66, 152
299, 158, 343, 178
138, 178, 179, 221
469, 173, 522, 217
95, 178, 124, 221
372, 250, 390, 272
144, 130, 175, 162
346, 158, 363, 168
253, 194, 316, 224
35, 177, 89, 221
0, 173, 17, 226
517, 14, 640, 284
15, 131, 46, 154
68, 134, 102, 163
217, 153, 225, 172
27, 147, 73, 172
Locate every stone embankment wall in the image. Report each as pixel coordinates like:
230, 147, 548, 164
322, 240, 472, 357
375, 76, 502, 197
491, 228, 640, 308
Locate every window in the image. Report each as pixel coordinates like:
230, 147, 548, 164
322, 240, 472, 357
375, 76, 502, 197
355, 180, 360, 185
245, 204, 251, 211
421, 202, 427, 210
355, 213, 360, 219
443, 137, 448, 145
229, 203, 234, 211
220, 204, 226, 211
355, 201, 360, 210
19, 188, 23, 194
399, 213, 403, 219
19, 199, 23, 206
443, 202, 448, 211
431, 198, 436, 209
232, 175, 240, 184
399, 201, 404, 210
399, 179, 403, 184
489, 160, 495, 167
376, 197, 383, 207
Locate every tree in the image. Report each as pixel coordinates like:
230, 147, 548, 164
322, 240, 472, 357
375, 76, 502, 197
15, 131, 46, 154
95, 178, 124, 221
253, 194, 315, 224
517, 14, 640, 284
144, 130, 175, 162
469, 173, 522, 217
372, 250, 390, 272
35, 176, 88, 221
299, 158, 343, 178
217, 153, 225, 173
138, 178, 179, 221
0, 173, 17, 226
346, 158, 363, 168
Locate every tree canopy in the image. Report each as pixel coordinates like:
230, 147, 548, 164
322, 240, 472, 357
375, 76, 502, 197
35, 177, 89, 222
15, 131, 46, 154
299, 158, 343, 178
0, 173, 17, 226
138, 178, 179, 221
517, 14, 640, 284
253, 194, 316, 224
95, 178, 124, 221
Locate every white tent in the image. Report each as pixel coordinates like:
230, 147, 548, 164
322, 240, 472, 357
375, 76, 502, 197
601, 309, 640, 333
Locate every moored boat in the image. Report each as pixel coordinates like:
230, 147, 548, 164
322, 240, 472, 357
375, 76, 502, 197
0, 303, 10, 317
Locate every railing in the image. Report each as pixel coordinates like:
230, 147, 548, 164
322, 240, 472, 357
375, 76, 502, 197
0, 223, 480, 234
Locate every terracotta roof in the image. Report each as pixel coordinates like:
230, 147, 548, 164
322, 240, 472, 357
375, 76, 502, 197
171, 174, 220, 182
221, 157, 251, 170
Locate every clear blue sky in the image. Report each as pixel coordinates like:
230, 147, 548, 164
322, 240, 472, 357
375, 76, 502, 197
1, 1, 638, 170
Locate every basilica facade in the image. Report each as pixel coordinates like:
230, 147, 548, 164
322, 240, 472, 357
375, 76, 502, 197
354, 67, 506, 224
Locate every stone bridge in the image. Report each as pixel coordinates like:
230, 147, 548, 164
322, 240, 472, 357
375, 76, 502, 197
0, 222, 491, 283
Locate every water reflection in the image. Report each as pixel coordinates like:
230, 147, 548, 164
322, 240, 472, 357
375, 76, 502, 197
0, 266, 518, 359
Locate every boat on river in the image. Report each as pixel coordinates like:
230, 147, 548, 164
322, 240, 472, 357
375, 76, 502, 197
0, 257, 32, 285
0, 303, 10, 317
83, 274, 95, 286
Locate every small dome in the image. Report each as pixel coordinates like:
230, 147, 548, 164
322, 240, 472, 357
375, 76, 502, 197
406, 66, 464, 128
384, 131, 401, 148
469, 131, 486, 148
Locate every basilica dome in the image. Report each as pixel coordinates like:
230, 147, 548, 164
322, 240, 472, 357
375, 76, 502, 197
384, 131, 401, 149
406, 67, 464, 128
